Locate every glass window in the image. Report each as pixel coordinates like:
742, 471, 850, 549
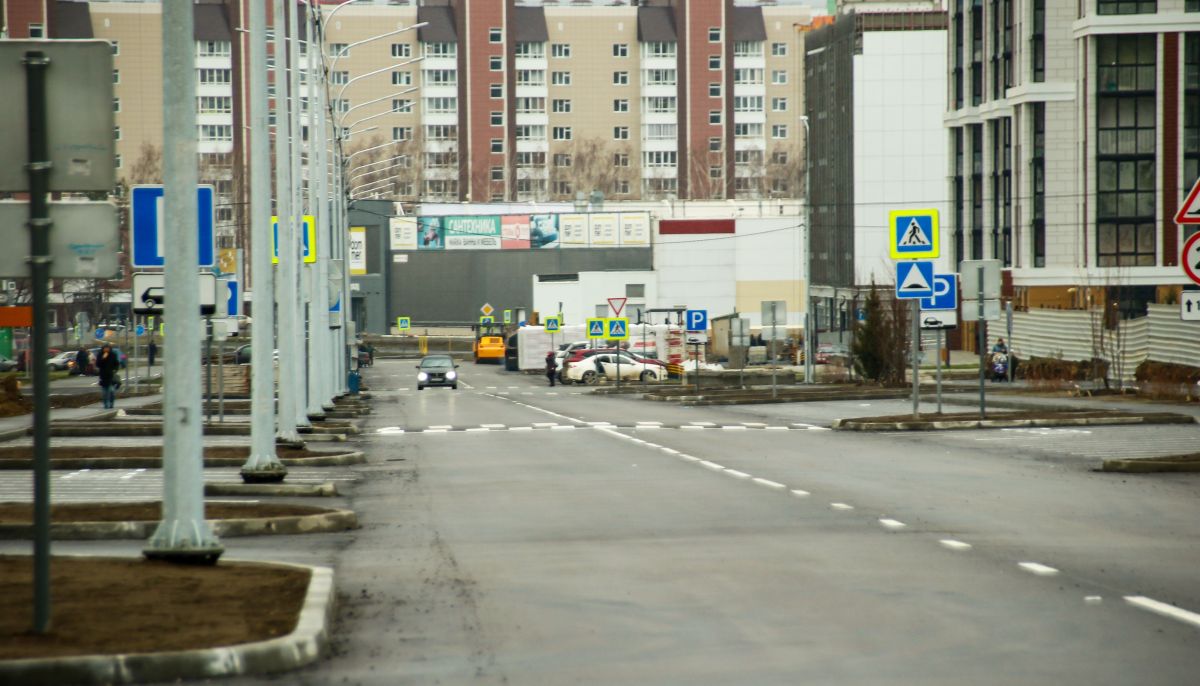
392, 71, 411, 86
516, 97, 545, 113
330, 43, 349, 57
391, 99, 413, 113
553, 126, 572, 140
771, 42, 787, 57
391, 43, 411, 58
424, 43, 456, 58
613, 44, 628, 57
710, 83, 721, 97
1097, 0, 1155, 14
491, 139, 504, 153
613, 153, 629, 167
614, 99, 629, 112
771, 70, 787, 85
772, 124, 788, 139
490, 111, 503, 126
552, 153, 571, 167
709, 110, 721, 124
392, 126, 411, 141
490, 56, 503, 71
1031, 104, 1046, 267
516, 42, 545, 58
613, 71, 629, 85
734, 41, 763, 57
613, 126, 629, 140
552, 71, 571, 85
552, 43, 570, 58
709, 137, 721, 152
708, 28, 721, 43
490, 83, 502, 98
772, 97, 788, 112
489, 28, 502, 43
1031, 0, 1045, 83
708, 55, 721, 70
552, 99, 571, 113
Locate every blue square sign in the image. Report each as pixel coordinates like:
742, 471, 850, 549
920, 274, 957, 311
685, 309, 708, 333
130, 185, 216, 268
895, 261, 935, 299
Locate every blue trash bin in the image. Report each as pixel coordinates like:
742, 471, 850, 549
347, 371, 360, 394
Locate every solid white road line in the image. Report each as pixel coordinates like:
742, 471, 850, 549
465, 428, 489, 432
423, 429, 448, 434
790, 489, 810, 497
879, 518, 906, 530
681, 425, 704, 431
659, 448, 679, 455
678, 455, 700, 462
511, 426, 533, 432
752, 477, 787, 490
699, 460, 725, 471
1018, 562, 1059, 576
689, 421, 715, 426
721, 425, 748, 431
939, 539, 973, 551
482, 424, 506, 429
766, 426, 789, 431
1124, 596, 1200, 629
724, 469, 752, 480
830, 503, 854, 511
551, 425, 575, 431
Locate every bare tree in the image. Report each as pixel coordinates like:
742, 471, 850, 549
766, 143, 804, 199
548, 137, 636, 202
685, 141, 723, 200
126, 142, 163, 185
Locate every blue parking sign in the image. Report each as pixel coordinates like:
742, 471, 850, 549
920, 274, 957, 311
685, 309, 708, 333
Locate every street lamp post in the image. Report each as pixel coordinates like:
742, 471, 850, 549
801, 114, 814, 385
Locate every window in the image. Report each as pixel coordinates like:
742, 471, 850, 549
771, 42, 787, 57
645, 42, 676, 59
491, 167, 504, 182
970, 124, 983, 259
554, 181, 574, 196
1097, 0, 1156, 14
197, 41, 230, 57
198, 68, 231, 84
1096, 34, 1157, 266
772, 97, 788, 112
709, 166, 722, 179
644, 178, 678, 194
329, 70, 349, 85
551, 99, 572, 114
1031, 0, 1045, 83
516, 42, 544, 58
613, 180, 630, 195
516, 125, 545, 140
553, 126, 572, 140
644, 151, 677, 167
770, 69, 787, 85
490, 56, 503, 71
491, 138, 504, 153
113, 69, 120, 84
971, 1, 983, 106
734, 41, 763, 57
110, 41, 119, 56
771, 179, 789, 195
330, 43, 349, 58
613, 99, 629, 113
515, 97, 543, 113
392, 99, 412, 113
425, 97, 456, 114
709, 110, 721, 124
332, 99, 349, 114
517, 152, 547, 167
114, 126, 121, 141
613, 153, 629, 167
708, 55, 721, 70
645, 96, 676, 113
734, 123, 763, 138
490, 83, 503, 98
490, 111, 503, 126
613, 43, 628, 57
552, 43, 571, 58
391, 71, 411, 86
709, 137, 721, 152
1031, 103, 1046, 267
27, 23, 43, 38
644, 69, 676, 86
113, 98, 120, 113
613, 71, 629, 85
553, 153, 572, 167
990, 117, 1013, 266
424, 43, 456, 58
771, 125, 789, 139
426, 152, 457, 168
198, 96, 233, 113
391, 43, 411, 58
392, 126, 411, 141
708, 28, 721, 43
425, 125, 457, 140
199, 124, 233, 141
613, 126, 629, 140
489, 28, 503, 43
552, 71, 571, 85
771, 150, 789, 165
424, 179, 458, 198
734, 96, 763, 112
646, 123, 677, 139
1187, 35, 1200, 188
709, 83, 721, 98
516, 69, 545, 86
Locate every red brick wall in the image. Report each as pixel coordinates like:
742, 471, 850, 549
684, 0, 725, 199
1163, 33, 1180, 267
461, 0, 507, 202
6, 0, 47, 38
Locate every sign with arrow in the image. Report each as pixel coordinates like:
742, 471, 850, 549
1182, 232, 1200, 286
888, 209, 939, 259
895, 261, 935, 299
131, 272, 217, 315
1181, 292, 1200, 321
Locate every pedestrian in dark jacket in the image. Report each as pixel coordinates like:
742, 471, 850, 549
147, 340, 157, 366
96, 344, 121, 409
73, 347, 90, 376
545, 351, 557, 387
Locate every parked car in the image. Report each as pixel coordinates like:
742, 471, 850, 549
416, 354, 459, 390
0, 354, 16, 372
234, 344, 279, 365
47, 350, 77, 371
563, 348, 666, 385
814, 343, 850, 365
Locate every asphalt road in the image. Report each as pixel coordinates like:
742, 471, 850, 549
6, 358, 1199, 684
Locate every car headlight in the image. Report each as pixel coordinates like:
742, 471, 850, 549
417, 372, 428, 381
445, 370, 457, 380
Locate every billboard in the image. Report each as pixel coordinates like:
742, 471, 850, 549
399, 212, 649, 252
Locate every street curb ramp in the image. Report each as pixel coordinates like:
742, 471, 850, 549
0, 560, 333, 685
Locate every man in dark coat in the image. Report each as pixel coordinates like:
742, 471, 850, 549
73, 347, 90, 376
545, 350, 558, 387
95, 344, 121, 409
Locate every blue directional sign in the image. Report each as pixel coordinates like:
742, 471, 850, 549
685, 309, 708, 333
272, 215, 317, 264
226, 280, 240, 316
136, 324, 146, 336
921, 274, 957, 311
895, 260, 935, 299
607, 317, 629, 340
94, 328, 105, 340
587, 317, 607, 340
130, 185, 216, 268
545, 316, 561, 333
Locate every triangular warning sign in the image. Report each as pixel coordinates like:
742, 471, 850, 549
1176, 179, 1200, 225
899, 218, 931, 247
899, 264, 931, 291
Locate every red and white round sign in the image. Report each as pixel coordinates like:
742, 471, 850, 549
1184, 233, 1200, 286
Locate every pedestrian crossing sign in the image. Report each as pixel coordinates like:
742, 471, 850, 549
888, 209, 940, 259
606, 317, 629, 340
480, 315, 494, 325
587, 317, 607, 340
545, 316, 561, 333
396, 316, 411, 332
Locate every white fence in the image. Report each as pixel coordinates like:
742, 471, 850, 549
995, 304, 1200, 384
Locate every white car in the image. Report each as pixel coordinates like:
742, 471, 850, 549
566, 351, 666, 384
46, 350, 76, 371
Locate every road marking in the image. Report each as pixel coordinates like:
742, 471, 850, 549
119, 468, 147, 480
724, 469, 752, 479
1085, 596, 1103, 605
1018, 562, 1059, 576
588, 421, 614, 427
376, 427, 404, 434
689, 421, 715, 426
547, 392, 559, 396
879, 518, 906, 530
551, 425, 575, 431
699, 460, 725, 470
790, 489, 810, 497
741, 422, 767, 427
659, 448, 679, 455
681, 425, 704, 431
642, 443, 662, 449
429, 425, 452, 430
423, 428, 448, 434
678, 455, 700, 462
637, 421, 662, 426
939, 539, 972, 551
1124, 596, 1200, 629
766, 426, 789, 431
533, 422, 558, 428
486, 386, 497, 389
721, 425, 747, 431
752, 477, 786, 490
637, 425, 661, 430
511, 426, 533, 432
830, 502, 854, 511
482, 424, 506, 429
466, 427, 489, 432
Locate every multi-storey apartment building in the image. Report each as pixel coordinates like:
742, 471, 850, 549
944, 0, 1200, 312
323, 0, 813, 203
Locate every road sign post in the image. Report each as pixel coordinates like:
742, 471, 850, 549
396, 316, 411, 333
888, 209, 940, 260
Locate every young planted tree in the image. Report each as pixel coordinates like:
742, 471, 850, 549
851, 282, 910, 386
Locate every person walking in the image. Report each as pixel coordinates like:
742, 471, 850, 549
73, 347, 90, 376
545, 350, 558, 387
147, 339, 157, 366
96, 344, 121, 409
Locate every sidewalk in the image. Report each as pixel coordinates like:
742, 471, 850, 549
0, 392, 164, 442
930, 385, 1200, 420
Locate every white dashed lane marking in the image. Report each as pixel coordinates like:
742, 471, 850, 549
1018, 562, 1059, 577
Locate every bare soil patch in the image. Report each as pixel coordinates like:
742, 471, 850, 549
0, 502, 330, 525
0, 556, 308, 660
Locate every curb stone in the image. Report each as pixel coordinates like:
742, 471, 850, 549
1101, 457, 1200, 473
831, 414, 1196, 431
204, 481, 340, 497
0, 450, 365, 471
0, 559, 333, 686
0, 508, 359, 540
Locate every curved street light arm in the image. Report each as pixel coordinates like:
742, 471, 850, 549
342, 103, 415, 133
328, 23, 428, 73
347, 154, 408, 176
339, 86, 420, 122
348, 160, 410, 185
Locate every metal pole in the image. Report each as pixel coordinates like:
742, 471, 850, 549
911, 298, 919, 418
308, 9, 332, 415
802, 116, 814, 385
218, 334, 225, 423
289, 0, 311, 431
24, 48, 53, 634
144, 0, 223, 563
205, 316, 212, 424
241, 0, 287, 481
1006, 300, 1014, 383
274, 0, 301, 444
936, 326, 943, 414
978, 265, 986, 420
132, 315, 139, 392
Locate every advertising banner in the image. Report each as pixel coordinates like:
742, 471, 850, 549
559, 213, 589, 248
589, 213, 619, 246
348, 226, 367, 275
501, 215, 531, 249
620, 212, 650, 245
530, 214, 559, 248
417, 217, 444, 250
390, 216, 418, 251
444, 215, 501, 250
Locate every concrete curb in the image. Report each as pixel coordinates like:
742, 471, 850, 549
832, 414, 1196, 432
0, 559, 333, 685
1101, 457, 1200, 473
0, 450, 364, 471
0, 507, 359, 540
204, 482, 340, 497
645, 390, 911, 406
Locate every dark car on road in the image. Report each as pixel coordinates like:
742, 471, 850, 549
417, 354, 459, 390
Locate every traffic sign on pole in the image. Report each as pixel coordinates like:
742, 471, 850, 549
1175, 178, 1200, 225
397, 316, 411, 332
685, 309, 708, 333
503, 309, 513, 324
545, 316, 561, 333
587, 317, 607, 340
481, 303, 494, 316
131, 272, 218, 315
271, 215, 318, 264
888, 209, 940, 259
130, 185, 216, 268
920, 274, 957, 311
607, 317, 629, 340
1181, 292, 1200, 321
608, 297, 627, 317
895, 261, 935, 299
1182, 233, 1200, 285
479, 315, 494, 325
